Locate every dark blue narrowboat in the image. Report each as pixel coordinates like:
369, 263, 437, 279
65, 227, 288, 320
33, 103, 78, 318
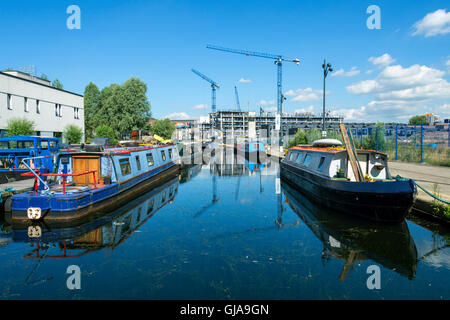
0, 136, 60, 184
7, 143, 180, 226
281, 140, 417, 223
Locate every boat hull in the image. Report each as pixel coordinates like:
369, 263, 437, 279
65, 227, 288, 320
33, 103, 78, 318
7, 163, 179, 227
280, 161, 417, 223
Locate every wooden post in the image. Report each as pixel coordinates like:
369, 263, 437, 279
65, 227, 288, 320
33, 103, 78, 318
340, 124, 363, 182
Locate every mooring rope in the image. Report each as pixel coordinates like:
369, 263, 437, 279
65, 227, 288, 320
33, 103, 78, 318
396, 175, 450, 205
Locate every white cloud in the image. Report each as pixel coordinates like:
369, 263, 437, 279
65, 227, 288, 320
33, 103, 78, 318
331, 66, 360, 77
294, 105, 315, 115
192, 104, 208, 110
345, 60, 450, 121
446, 59, 450, 72
258, 99, 276, 106
264, 106, 277, 112
347, 64, 450, 100
368, 53, 396, 67
284, 87, 323, 102
366, 70, 374, 75
239, 78, 252, 83
165, 112, 191, 120
412, 9, 450, 37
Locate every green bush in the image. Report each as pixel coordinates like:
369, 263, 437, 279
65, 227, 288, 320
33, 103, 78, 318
63, 125, 83, 144
6, 118, 35, 136
95, 125, 118, 145
288, 129, 307, 147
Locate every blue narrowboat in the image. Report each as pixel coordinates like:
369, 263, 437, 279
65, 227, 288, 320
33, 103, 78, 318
7, 143, 180, 226
0, 136, 60, 184
235, 140, 267, 163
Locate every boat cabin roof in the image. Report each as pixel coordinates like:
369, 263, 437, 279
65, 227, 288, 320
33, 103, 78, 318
290, 145, 387, 156
58, 144, 174, 157
0, 135, 59, 142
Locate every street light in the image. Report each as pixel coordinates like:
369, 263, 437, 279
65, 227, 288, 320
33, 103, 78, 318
322, 60, 333, 138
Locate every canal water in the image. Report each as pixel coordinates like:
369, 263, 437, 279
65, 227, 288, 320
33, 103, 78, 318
0, 155, 449, 299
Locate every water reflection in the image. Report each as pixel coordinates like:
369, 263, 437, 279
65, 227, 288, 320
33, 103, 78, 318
281, 181, 418, 280
11, 176, 179, 259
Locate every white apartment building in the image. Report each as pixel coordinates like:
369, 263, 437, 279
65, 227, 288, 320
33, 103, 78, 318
0, 70, 84, 142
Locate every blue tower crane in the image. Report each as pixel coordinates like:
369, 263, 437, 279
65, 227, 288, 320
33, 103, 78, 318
191, 68, 220, 113
234, 86, 241, 111
206, 45, 300, 117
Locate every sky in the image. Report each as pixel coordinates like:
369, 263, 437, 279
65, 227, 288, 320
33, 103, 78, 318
0, 0, 449, 123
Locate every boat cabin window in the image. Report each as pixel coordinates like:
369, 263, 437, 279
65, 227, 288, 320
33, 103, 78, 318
318, 157, 326, 171
161, 150, 166, 161
17, 141, 34, 149
40, 140, 49, 150
168, 149, 172, 159
0, 142, 9, 149
289, 152, 297, 161
49, 140, 58, 149
146, 153, 154, 167
135, 155, 141, 171
296, 152, 304, 163
119, 158, 131, 176
147, 199, 154, 214
304, 154, 311, 166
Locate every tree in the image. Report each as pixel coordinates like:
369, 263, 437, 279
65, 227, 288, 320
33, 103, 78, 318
84, 82, 101, 140
52, 78, 63, 89
40, 73, 48, 80
288, 129, 307, 147
95, 125, 117, 145
6, 118, 35, 136
89, 77, 152, 140
63, 125, 83, 144
409, 115, 427, 125
150, 118, 175, 140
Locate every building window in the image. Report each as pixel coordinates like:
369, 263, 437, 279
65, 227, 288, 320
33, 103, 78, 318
74, 107, 80, 119
7, 94, 12, 110
24, 97, 29, 112
36, 100, 40, 114
55, 104, 62, 117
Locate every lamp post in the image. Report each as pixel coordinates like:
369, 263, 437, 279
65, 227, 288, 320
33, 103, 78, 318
322, 60, 333, 138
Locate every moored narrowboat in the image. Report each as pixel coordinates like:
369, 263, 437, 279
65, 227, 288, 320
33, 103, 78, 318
235, 140, 266, 163
7, 143, 180, 226
280, 139, 417, 223
0, 136, 60, 184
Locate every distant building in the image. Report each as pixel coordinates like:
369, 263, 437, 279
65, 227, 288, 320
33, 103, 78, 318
425, 113, 440, 124
0, 70, 84, 141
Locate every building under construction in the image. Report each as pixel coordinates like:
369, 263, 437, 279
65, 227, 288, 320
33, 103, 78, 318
201, 110, 344, 140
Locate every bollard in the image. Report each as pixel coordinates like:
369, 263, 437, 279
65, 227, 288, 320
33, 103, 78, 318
376, 127, 379, 152
395, 124, 398, 161
421, 123, 423, 163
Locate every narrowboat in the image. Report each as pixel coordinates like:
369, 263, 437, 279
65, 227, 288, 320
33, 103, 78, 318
6, 143, 180, 226
235, 140, 266, 163
280, 139, 417, 223
282, 181, 417, 280
0, 136, 60, 184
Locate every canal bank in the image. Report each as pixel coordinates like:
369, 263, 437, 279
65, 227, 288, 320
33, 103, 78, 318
389, 161, 450, 225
